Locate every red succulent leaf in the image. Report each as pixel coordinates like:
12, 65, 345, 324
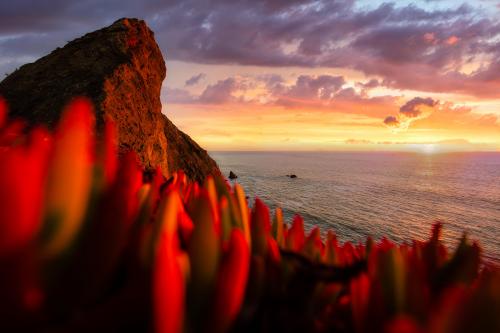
186, 190, 220, 320
219, 196, 232, 242
272, 207, 285, 247
154, 232, 185, 333
178, 209, 194, 245
350, 273, 370, 333
211, 229, 250, 333
286, 214, 305, 252
42, 97, 95, 258
251, 197, 271, 256
205, 176, 221, 236
303, 227, 324, 262
324, 230, 339, 265
266, 235, 281, 263
0, 127, 50, 256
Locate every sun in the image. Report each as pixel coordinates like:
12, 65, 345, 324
421, 144, 437, 154
409, 143, 439, 154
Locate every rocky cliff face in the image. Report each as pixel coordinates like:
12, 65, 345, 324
0, 18, 219, 183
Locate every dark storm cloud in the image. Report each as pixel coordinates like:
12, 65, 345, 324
1, 0, 500, 97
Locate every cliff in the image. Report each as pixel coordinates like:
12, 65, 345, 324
0, 18, 219, 183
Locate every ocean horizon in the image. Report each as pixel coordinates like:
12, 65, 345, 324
211, 151, 500, 264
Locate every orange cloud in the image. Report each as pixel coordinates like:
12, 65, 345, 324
163, 75, 500, 152
383, 97, 438, 131
446, 36, 459, 45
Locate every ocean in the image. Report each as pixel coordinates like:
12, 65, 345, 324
210, 151, 500, 264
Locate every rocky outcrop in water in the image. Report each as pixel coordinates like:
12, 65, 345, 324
0, 18, 219, 183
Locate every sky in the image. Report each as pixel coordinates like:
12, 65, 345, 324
1, 0, 500, 152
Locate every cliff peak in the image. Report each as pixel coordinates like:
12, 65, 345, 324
0, 18, 219, 183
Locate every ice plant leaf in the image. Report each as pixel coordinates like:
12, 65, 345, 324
375, 247, 407, 315
324, 231, 339, 265
205, 176, 220, 236
272, 207, 285, 247
187, 191, 220, 322
178, 209, 194, 246
266, 235, 281, 263
251, 198, 271, 256
211, 229, 250, 333
234, 184, 251, 248
67, 151, 143, 305
433, 234, 480, 293
350, 273, 370, 333
137, 183, 152, 213
154, 232, 185, 333
286, 214, 305, 252
41, 97, 94, 258
152, 190, 186, 333
97, 151, 143, 225
153, 190, 183, 257
219, 197, 232, 242
0, 127, 51, 256
303, 227, 323, 262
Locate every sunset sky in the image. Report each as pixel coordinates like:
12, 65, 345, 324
1, 0, 500, 151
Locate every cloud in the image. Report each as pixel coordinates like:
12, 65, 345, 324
383, 97, 500, 133
415, 101, 500, 132
344, 139, 374, 144
198, 77, 241, 104
185, 73, 206, 86
163, 87, 196, 104
383, 115, 400, 128
165, 73, 398, 120
151, 1, 500, 97
1, 1, 499, 97
167, 76, 247, 104
356, 79, 381, 90
399, 97, 437, 118
383, 97, 438, 130
276, 75, 345, 102
258, 73, 285, 90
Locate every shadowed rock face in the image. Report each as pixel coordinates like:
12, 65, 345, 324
0, 18, 219, 183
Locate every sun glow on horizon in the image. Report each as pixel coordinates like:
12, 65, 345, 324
164, 101, 500, 152
411, 144, 438, 155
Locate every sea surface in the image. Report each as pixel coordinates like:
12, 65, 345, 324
210, 151, 500, 264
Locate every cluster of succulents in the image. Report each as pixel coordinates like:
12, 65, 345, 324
0, 97, 498, 333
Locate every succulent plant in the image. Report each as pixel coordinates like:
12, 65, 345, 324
0, 97, 498, 333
